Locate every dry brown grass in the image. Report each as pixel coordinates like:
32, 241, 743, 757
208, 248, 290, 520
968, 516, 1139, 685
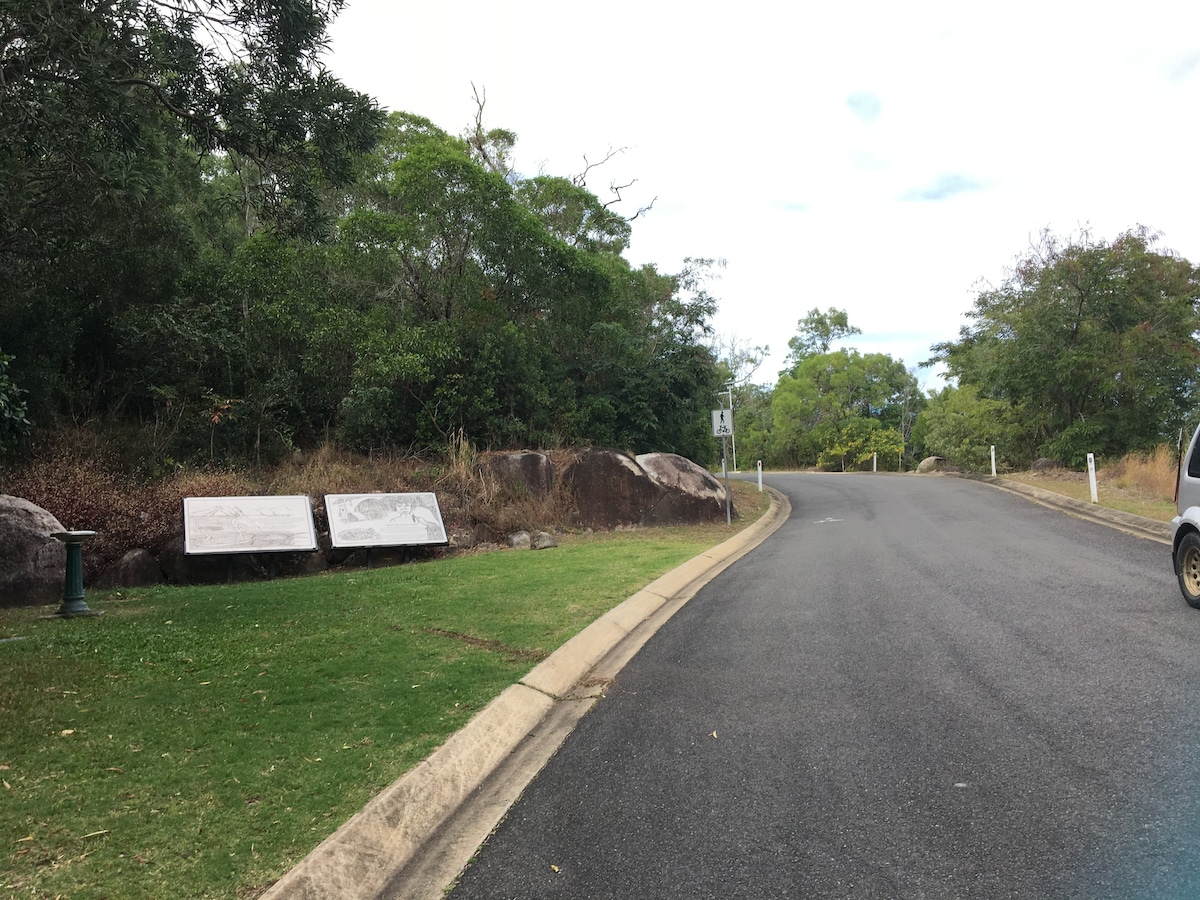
0, 438, 588, 578
1105, 443, 1180, 500
1006, 443, 1181, 522
2, 459, 259, 578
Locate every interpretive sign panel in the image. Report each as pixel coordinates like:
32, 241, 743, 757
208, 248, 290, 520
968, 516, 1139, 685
325, 493, 448, 549
183, 495, 318, 555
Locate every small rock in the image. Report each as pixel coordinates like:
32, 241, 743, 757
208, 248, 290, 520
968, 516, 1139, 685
532, 531, 558, 550
508, 531, 532, 549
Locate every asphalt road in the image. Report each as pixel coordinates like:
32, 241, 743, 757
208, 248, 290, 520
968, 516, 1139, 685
448, 473, 1200, 899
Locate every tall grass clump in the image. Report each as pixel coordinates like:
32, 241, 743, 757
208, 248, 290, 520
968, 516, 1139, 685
1107, 444, 1179, 501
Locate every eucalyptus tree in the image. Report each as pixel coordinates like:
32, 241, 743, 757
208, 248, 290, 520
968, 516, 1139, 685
334, 112, 721, 458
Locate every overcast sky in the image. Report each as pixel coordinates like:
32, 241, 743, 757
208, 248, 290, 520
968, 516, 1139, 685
326, 0, 1200, 388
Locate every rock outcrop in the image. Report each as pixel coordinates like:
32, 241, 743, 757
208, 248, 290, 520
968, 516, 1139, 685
561, 448, 732, 529
478, 451, 554, 499
561, 448, 664, 529
637, 452, 732, 524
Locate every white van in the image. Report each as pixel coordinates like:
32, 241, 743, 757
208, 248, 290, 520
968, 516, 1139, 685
1172, 426, 1200, 607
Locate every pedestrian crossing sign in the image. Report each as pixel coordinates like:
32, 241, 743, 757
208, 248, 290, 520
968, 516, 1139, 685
712, 409, 733, 437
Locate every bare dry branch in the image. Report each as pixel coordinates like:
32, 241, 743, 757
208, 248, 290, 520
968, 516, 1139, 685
572, 146, 628, 189
604, 177, 656, 222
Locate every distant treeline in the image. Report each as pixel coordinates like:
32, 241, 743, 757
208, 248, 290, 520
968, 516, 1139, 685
736, 229, 1200, 472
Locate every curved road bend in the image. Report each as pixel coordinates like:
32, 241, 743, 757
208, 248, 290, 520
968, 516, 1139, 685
448, 473, 1200, 900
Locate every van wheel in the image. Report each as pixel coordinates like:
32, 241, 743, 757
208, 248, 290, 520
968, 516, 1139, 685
1177, 532, 1200, 609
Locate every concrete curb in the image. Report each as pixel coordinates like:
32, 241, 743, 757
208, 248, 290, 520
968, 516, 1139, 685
262, 486, 791, 900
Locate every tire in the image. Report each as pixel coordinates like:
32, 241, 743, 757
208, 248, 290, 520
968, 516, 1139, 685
1176, 531, 1200, 609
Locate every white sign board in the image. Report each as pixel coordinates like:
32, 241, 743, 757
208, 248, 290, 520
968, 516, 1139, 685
183, 496, 317, 555
325, 493, 448, 548
712, 408, 733, 437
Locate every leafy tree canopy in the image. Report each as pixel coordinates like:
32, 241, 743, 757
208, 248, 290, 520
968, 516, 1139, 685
1, 0, 383, 254
0, 6, 723, 470
929, 227, 1200, 466
767, 311, 919, 469
911, 384, 1026, 471
785, 307, 862, 365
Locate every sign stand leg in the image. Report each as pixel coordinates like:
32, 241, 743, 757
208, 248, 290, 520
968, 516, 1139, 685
722, 436, 731, 524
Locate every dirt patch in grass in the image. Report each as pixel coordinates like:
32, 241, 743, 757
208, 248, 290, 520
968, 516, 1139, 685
421, 627, 547, 663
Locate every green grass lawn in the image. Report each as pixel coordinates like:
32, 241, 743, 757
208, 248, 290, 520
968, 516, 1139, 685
0, 485, 769, 899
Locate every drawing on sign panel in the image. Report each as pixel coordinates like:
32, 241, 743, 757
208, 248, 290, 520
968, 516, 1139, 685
183, 496, 317, 554
326, 493, 448, 548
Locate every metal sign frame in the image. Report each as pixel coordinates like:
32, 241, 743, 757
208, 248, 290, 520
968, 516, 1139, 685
183, 495, 318, 555
325, 492, 448, 549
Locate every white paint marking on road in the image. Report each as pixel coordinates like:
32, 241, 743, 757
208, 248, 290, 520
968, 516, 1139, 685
813, 518, 844, 524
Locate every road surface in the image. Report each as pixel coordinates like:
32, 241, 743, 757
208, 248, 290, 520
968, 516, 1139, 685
449, 473, 1200, 899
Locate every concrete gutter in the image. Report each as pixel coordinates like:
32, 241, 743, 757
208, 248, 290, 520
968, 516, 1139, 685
261, 487, 791, 900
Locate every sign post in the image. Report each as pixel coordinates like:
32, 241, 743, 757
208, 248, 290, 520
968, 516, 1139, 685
712, 410, 733, 524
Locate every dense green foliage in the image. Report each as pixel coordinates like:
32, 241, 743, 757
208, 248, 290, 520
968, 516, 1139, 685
732, 232, 1200, 474
0, 351, 29, 454
0, 4, 721, 468
738, 309, 918, 470
930, 228, 1200, 467
911, 384, 1023, 471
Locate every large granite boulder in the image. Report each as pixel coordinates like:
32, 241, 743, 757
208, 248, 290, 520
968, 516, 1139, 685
0, 495, 67, 607
636, 452, 733, 525
157, 534, 264, 585
561, 448, 663, 529
95, 549, 162, 590
478, 451, 554, 499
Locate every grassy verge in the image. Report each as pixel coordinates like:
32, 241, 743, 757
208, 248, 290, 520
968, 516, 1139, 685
998, 443, 1178, 523
1004, 471, 1176, 522
0, 483, 770, 899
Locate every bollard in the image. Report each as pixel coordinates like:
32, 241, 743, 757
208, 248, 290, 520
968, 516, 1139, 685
51, 531, 102, 618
